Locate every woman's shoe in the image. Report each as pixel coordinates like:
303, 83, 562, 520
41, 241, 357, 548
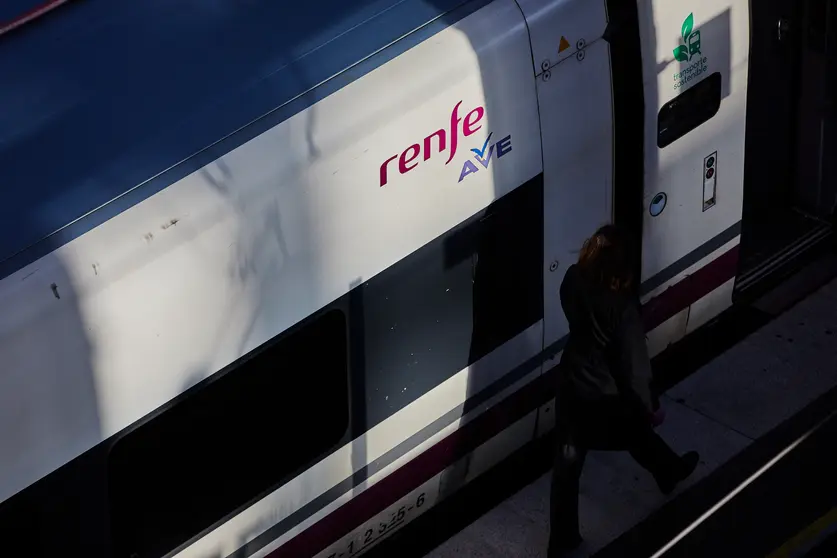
548, 531, 583, 557
658, 451, 699, 495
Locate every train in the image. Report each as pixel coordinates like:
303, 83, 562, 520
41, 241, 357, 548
0, 0, 833, 556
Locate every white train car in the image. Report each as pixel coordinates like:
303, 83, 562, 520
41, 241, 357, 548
0, 0, 833, 556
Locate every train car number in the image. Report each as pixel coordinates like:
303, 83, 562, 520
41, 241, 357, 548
315, 475, 441, 558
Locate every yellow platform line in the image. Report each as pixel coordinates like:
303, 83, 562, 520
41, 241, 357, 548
766, 506, 837, 558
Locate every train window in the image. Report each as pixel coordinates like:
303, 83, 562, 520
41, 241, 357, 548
108, 309, 348, 558
352, 174, 544, 429
658, 72, 722, 148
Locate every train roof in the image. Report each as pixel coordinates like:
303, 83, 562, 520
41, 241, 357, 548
0, 0, 482, 279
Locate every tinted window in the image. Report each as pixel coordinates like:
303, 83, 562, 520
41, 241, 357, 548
658, 72, 722, 148
353, 175, 544, 428
108, 309, 348, 558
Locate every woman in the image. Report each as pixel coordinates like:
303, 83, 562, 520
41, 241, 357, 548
548, 225, 699, 556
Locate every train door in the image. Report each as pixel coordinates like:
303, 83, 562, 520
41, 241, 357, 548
636, 0, 750, 354
737, 0, 837, 294
512, 0, 614, 435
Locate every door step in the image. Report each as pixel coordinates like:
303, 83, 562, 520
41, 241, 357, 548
735, 223, 833, 296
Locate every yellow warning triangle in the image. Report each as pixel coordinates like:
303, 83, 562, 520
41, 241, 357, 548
559, 36, 571, 53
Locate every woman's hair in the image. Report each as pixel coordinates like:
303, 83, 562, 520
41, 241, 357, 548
577, 224, 635, 292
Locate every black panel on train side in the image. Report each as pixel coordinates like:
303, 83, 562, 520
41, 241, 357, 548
108, 309, 349, 558
352, 173, 544, 430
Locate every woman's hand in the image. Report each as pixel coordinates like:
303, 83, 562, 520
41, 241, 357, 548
650, 407, 666, 428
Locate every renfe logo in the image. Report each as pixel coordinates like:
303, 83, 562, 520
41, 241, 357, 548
379, 100, 512, 187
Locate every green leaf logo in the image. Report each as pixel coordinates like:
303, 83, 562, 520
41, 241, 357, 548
674, 13, 696, 62
682, 13, 694, 42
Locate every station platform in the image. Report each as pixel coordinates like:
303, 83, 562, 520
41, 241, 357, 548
370, 251, 837, 558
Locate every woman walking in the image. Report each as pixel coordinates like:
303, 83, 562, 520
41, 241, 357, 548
548, 225, 699, 556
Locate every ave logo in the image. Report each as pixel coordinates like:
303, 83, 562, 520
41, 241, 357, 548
458, 132, 512, 183
378, 100, 512, 187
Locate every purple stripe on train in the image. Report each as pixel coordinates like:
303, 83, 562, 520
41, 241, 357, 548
0, 0, 68, 30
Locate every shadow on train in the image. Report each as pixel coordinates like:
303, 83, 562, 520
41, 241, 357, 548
0, 211, 101, 553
